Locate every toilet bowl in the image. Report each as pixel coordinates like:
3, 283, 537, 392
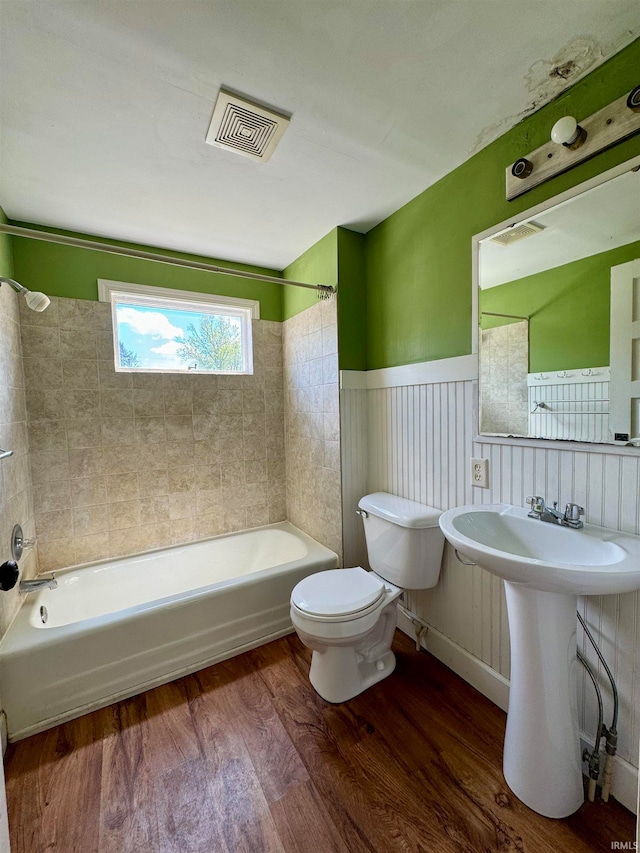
290, 492, 445, 703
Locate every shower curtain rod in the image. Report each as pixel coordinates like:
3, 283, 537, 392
481, 311, 529, 320
0, 223, 336, 297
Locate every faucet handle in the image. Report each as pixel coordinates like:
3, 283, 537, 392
526, 495, 545, 513
565, 503, 584, 522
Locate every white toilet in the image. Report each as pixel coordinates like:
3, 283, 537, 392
290, 491, 445, 703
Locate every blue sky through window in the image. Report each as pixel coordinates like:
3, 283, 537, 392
115, 302, 241, 371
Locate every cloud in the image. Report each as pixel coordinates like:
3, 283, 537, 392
150, 341, 182, 356
117, 307, 183, 340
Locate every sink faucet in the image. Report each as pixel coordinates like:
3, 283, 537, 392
19, 573, 57, 593
526, 496, 584, 529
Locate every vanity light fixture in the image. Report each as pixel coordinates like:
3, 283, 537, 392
0, 277, 50, 312
506, 83, 640, 200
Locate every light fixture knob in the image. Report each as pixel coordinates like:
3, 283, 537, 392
551, 116, 587, 149
627, 84, 640, 113
511, 158, 533, 179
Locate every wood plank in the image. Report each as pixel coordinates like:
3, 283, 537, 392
183, 663, 286, 853
220, 654, 310, 804
153, 757, 229, 853
6, 712, 103, 853
97, 697, 159, 853
269, 780, 348, 853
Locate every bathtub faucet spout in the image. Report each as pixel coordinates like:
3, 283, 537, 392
19, 573, 57, 593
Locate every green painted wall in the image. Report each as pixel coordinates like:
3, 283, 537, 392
0, 208, 13, 278
282, 226, 367, 370
481, 240, 640, 373
365, 38, 640, 370
336, 228, 367, 371
282, 228, 339, 319
10, 223, 284, 321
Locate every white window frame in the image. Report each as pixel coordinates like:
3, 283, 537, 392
98, 279, 259, 375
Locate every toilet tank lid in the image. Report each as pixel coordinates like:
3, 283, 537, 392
358, 492, 442, 529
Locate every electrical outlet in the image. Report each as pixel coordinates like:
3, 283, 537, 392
471, 457, 489, 489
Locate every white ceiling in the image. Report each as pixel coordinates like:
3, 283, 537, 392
1, 1, 639, 271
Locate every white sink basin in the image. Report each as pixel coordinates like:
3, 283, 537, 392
439, 503, 640, 595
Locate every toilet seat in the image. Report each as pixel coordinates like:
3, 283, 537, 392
291, 567, 386, 619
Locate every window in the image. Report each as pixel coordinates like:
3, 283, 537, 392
98, 280, 258, 374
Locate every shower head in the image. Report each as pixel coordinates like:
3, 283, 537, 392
0, 277, 50, 312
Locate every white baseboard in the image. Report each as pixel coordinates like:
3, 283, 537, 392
396, 608, 638, 815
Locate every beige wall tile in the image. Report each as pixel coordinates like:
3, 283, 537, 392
139, 495, 169, 525
100, 389, 134, 418
62, 359, 99, 390
74, 532, 110, 565
60, 329, 96, 360
64, 389, 101, 419
26, 389, 63, 422
38, 539, 75, 572
58, 298, 97, 329
162, 442, 192, 469
170, 516, 199, 544
138, 469, 169, 497
169, 493, 195, 520
102, 418, 135, 446
193, 465, 220, 491
23, 357, 63, 390
69, 446, 104, 479
72, 505, 109, 537
70, 476, 107, 508
30, 450, 70, 483
135, 417, 166, 444
21, 326, 61, 360
67, 418, 103, 449
168, 467, 195, 493
106, 472, 140, 503
28, 420, 67, 452
164, 390, 192, 415
35, 508, 72, 542
34, 479, 71, 514
108, 499, 141, 530
99, 359, 132, 388
164, 416, 193, 442
133, 389, 164, 417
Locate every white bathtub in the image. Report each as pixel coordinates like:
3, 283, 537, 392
0, 522, 338, 740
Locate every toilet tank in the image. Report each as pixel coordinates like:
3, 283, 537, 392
358, 492, 445, 589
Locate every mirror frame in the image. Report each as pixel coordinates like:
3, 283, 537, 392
472, 152, 640, 452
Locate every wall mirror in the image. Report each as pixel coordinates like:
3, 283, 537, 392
476, 155, 640, 446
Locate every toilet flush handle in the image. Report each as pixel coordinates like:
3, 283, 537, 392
356, 509, 368, 518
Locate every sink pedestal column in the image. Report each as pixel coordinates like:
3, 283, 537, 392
503, 582, 583, 818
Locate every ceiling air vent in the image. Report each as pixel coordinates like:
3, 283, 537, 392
490, 222, 544, 246
205, 90, 290, 162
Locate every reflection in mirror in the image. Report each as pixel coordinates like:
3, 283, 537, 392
478, 162, 640, 445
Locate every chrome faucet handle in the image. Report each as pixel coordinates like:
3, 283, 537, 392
564, 503, 584, 528
526, 495, 545, 514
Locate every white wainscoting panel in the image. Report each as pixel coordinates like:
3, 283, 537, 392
340, 367, 640, 802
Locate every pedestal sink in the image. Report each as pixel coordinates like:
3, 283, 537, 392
439, 503, 640, 818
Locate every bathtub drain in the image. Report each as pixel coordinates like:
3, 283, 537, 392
40, 606, 48, 624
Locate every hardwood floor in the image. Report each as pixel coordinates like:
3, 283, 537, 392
4, 631, 636, 852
